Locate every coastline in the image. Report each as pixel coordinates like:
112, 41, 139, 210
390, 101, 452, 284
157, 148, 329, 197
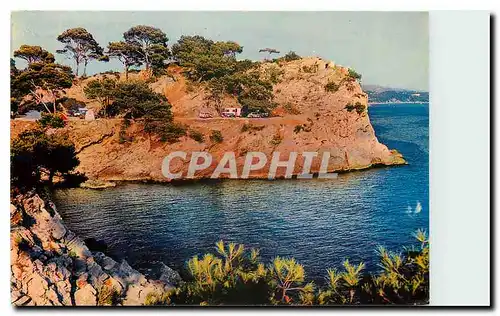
11, 191, 179, 306
78, 156, 408, 187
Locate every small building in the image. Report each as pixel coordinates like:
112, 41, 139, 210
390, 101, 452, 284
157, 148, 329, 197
85, 109, 95, 121
221, 107, 242, 117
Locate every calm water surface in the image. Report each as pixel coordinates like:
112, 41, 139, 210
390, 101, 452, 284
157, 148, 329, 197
53, 103, 429, 283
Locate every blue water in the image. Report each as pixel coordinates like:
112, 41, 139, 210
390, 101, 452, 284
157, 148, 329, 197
53, 103, 429, 283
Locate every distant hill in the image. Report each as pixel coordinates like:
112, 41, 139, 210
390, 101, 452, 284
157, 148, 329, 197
362, 84, 429, 103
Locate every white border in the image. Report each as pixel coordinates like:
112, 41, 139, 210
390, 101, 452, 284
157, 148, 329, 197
1, 2, 495, 314
429, 11, 490, 306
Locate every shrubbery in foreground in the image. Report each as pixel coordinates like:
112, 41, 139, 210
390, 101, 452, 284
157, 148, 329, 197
145, 230, 429, 306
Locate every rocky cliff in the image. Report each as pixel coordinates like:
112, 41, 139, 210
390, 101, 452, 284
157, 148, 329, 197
10, 192, 179, 306
11, 57, 405, 182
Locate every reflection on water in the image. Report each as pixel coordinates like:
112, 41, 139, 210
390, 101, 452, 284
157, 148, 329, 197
53, 103, 429, 283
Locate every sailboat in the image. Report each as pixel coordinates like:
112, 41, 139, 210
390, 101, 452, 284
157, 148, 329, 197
415, 201, 422, 214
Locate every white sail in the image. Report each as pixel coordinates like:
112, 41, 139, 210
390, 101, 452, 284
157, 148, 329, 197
415, 201, 422, 214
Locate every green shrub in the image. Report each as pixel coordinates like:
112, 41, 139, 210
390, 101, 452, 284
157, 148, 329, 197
324, 81, 340, 93
209, 130, 223, 143
345, 102, 366, 114
294, 125, 304, 133
283, 51, 301, 62
189, 130, 204, 143
294, 124, 311, 134
145, 121, 187, 143
38, 113, 65, 129
11, 129, 79, 188
270, 133, 282, 145
83, 77, 117, 117
241, 124, 265, 133
262, 65, 284, 84
283, 102, 301, 115
348, 68, 362, 81
302, 64, 318, 73
119, 118, 133, 144
159, 230, 428, 306
144, 290, 173, 306
97, 286, 120, 306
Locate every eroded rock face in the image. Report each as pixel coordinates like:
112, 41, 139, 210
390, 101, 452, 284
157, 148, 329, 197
10, 192, 176, 306
11, 57, 406, 183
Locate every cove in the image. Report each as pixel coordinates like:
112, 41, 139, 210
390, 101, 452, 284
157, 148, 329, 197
53, 103, 429, 284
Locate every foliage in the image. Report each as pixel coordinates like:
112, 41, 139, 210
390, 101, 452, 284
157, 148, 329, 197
110, 81, 183, 142
324, 81, 340, 93
348, 68, 362, 81
260, 65, 284, 85
104, 81, 171, 119
106, 41, 143, 79
208, 70, 276, 115
85, 80, 182, 142
302, 64, 319, 73
56, 28, 105, 76
209, 130, 223, 143
97, 286, 120, 305
59, 97, 86, 112
11, 61, 74, 114
118, 118, 133, 144
145, 121, 187, 143
270, 133, 282, 146
345, 102, 366, 114
267, 257, 315, 304
294, 125, 304, 133
38, 113, 66, 129
144, 291, 173, 306
11, 128, 79, 188
241, 124, 265, 133
282, 51, 301, 62
14, 45, 55, 64
283, 102, 301, 115
83, 77, 117, 117
149, 231, 428, 306
11, 59, 22, 114
123, 25, 169, 71
170, 35, 276, 114
171, 35, 243, 82
189, 130, 204, 143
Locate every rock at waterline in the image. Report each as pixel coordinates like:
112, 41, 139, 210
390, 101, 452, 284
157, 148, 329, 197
80, 179, 116, 189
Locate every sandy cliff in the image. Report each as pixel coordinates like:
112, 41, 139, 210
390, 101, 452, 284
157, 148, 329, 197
11, 57, 405, 182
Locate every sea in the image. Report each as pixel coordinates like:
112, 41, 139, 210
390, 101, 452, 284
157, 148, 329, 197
53, 102, 429, 283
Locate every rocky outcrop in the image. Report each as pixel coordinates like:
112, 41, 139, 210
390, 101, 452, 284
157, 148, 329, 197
10, 192, 178, 306
11, 57, 406, 182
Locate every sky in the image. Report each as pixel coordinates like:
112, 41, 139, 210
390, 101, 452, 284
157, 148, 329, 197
11, 11, 429, 91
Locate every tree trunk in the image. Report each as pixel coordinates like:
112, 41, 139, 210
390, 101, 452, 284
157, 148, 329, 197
83, 60, 88, 77
125, 66, 129, 80
145, 52, 150, 70
75, 60, 79, 77
52, 90, 57, 114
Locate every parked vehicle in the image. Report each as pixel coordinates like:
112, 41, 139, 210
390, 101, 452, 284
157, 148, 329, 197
199, 112, 213, 119
247, 112, 269, 118
221, 112, 236, 118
